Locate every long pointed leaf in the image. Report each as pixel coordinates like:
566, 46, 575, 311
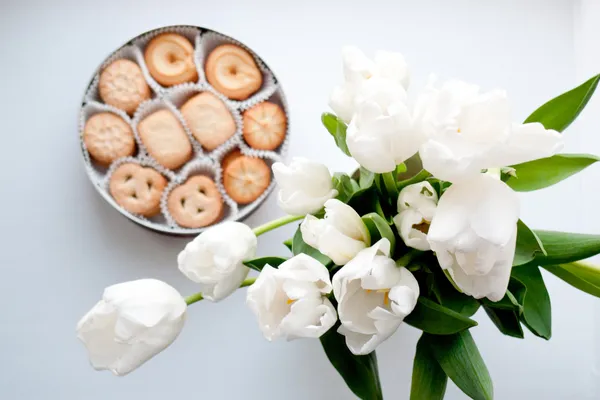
320, 324, 382, 400
425, 331, 493, 400
404, 297, 478, 335
524, 74, 600, 132
411, 335, 447, 400
534, 230, 600, 265
543, 262, 600, 298
512, 266, 552, 339
506, 154, 600, 192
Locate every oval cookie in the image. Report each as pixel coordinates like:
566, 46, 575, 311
109, 163, 167, 217
223, 156, 271, 204
205, 44, 262, 100
243, 102, 286, 150
138, 109, 192, 170
145, 33, 198, 87
99, 59, 151, 114
167, 176, 223, 228
83, 113, 135, 166
180, 92, 236, 151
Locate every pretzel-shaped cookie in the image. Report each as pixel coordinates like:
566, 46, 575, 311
109, 163, 167, 217
167, 175, 223, 228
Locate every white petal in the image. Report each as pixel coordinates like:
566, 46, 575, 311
397, 181, 438, 216
278, 253, 333, 295
324, 199, 369, 243
374, 50, 410, 89
342, 46, 375, 82
394, 210, 431, 251
448, 228, 517, 301
317, 224, 367, 265
484, 122, 563, 168
329, 83, 357, 123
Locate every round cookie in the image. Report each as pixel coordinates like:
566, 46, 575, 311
109, 163, 167, 217
243, 102, 286, 150
205, 44, 262, 100
167, 176, 223, 228
99, 59, 151, 114
223, 156, 271, 204
83, 113, 135, 166
180, 92, 236, 151
138, 109, 193, 170
221, 149, 242, 171
145, 33, 198, 87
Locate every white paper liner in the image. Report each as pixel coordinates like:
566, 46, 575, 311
133, 26, 202, 94
79, 25, 290, 235
79, 101, 137, 181
239, 88, 291, 157
221, 152, 279, 222
101, 156, 174, 228
166, 83, 243, 158
132, 97, 205, 166
84, 44, 158, 106
160, 159, 238, 232
199, 31, 278, 110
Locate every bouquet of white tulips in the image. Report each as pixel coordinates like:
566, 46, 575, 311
77, 46, 600, 400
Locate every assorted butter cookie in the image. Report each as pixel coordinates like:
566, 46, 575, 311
223, 155, 271, 204
205, 44, 263, 100
138, 109, 192, 170
99, 59, 151, 114
83, 28, 288, 231
109, 163, 167, 217
145, 33, 198, 87
180, 92, 236, 151
83, 113, 135, 166
243, 102, 286, 150
167, 176, 223, 228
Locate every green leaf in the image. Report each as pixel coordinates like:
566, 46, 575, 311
243, 256, 287, 272
283, 238, 293, 252
482, 290, 524, 339
505, 154, 600, 192
411, 335, 448, 400
431, 270, 480, 317
542, 262, 600, 298
333, 172, 360, 203
514, 220, 546, 266
404, 297, 478, 335
361, 213, 395, 253
511, 266, 552, 339
483, 305, 524, 339
524, 74, 600, 132
291, 227, 332, 267
359, 167, 375, 189
321, 112, 351, 156
397, 169, 432, 191
320, 323, 382, 400
349, 189, 386, 220
533, 230, 600, 265
425, 331, 494, 400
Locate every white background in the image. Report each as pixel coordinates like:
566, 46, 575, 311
0, 0, 599, 399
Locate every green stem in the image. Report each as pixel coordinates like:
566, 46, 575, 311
252, 214, 304, 237
381, 172, 400, 201
185, 278, 257, 306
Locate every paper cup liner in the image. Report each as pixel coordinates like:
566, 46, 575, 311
79, 25, 289, 235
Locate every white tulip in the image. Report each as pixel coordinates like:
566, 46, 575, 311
416, 78, 563, 183
76, 279, 186, 376
178, 222, 256, 301
393, 182, 438, 251
428, 173, 519, 301
346, 78, 423, 173
272, 158, 338, 216
301, 199, 370, 265
246, 254, 337, 341
332, 239, 419, 355
329, 46, 410, 124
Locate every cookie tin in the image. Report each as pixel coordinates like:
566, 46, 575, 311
79, 25, 289, 236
